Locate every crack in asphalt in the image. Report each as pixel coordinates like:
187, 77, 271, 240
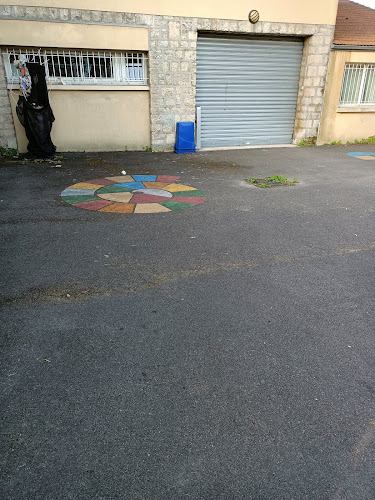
1, 243, 374, 306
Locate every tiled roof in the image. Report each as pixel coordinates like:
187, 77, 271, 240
334, 0, 375, 46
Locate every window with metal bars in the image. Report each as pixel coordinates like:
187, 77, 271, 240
339, 63, 375, 106
3, 48, 148, 85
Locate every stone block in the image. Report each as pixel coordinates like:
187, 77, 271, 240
103, 11, 115, 23
48, 8, 59, 19
81, 10, 91, 21
307, 54, 324, 65
0, 6, 11, 16
70, 9, 81, 21
25, 7, 37, 18
114, 13, 123, 24
169, 21, 181, 39
91, 10, 102, 22
12, 6, 25, 17
59, 8, 69, 21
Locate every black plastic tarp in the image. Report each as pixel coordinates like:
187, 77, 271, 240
16, 63, 56, 158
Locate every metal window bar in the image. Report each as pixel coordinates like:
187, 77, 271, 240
339, 63, 375, 105
3, 48, 148, 86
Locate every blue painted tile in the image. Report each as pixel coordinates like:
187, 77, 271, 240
347, 152, 375, 157
132, 175, 157, 182
114, 182, 145, 189
61, 188, 97, 196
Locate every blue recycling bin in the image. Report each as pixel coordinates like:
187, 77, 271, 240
174, 122, 196, 154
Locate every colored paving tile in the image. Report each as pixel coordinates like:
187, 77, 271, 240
97, 185, 133, 194
99, 203, 135, 213
160, 200, 198, 210
132, 175, 157, 182
157, 175, 180, 183
67, 182, 105, 190
133, 188, 173, 198
171, 196, 206, 204
61, 175, 206, 214
115, 181, 146, 190
85, 178, 116, 186
131, 193, 172, 204
163, 184, 198, 192
61, 188, 97, 197
347, 152, 375, 157
72, 200, 113, 210
105, 175, 135, 183
134, 203, 171, 213
97, 192, 133, 203
173, 190, 206, 197
62, 195, 100, 204
143, 181, 170, 189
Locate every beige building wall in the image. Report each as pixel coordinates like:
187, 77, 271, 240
0, 2, 338, 151
9, 89, 151, 152
0, 20, 149, 50
0, 0, 339, 25
317, 51, 375, 145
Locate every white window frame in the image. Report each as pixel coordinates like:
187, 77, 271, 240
2, 47, 148, 86
339, 63, 375, 107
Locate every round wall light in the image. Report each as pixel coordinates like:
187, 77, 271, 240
249, 10, 260, 24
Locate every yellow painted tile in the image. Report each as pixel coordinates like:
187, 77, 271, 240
143, 181, 169, 189
163, 184, 197, 192
105, 175, 134, 183
99, 203, 135, 213
97, 192, 133, 203
355, 156, 375, 160
67, 183, 104, 190
134, 203, 171, 213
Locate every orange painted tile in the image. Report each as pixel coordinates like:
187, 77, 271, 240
105, 175, 134, 183
134, 203, 171, 213
97, 192, 133, 203
99, 203, 135, 213
355, 156, 375, 161
163, 184, 197, 192
67, 182, 104, 190
143, 181, 169, 189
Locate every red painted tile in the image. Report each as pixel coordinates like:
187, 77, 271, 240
85, 178, 116, 186
72, 200, 113, 210
171, 196, 206, 204
156, 175, 180, 183
130, 194, 171, 204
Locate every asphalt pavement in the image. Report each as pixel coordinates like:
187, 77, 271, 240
1, 145, 375, 499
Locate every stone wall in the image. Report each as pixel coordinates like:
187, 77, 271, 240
0, 5, 334, 151
0, 47, 17, 150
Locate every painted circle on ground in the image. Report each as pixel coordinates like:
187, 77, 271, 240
60, 175, 206, 213
347, 152, 375, 161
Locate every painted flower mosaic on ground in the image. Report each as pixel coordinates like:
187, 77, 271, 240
60, 175, 206, 213
347, 152, 375, 161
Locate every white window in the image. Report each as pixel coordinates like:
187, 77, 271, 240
3, 48, 148, 86
339, 63, 375, 106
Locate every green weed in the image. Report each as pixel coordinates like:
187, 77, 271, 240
323, 140, 342, 145
298, 136, 316, 147
0, 146, 18, 157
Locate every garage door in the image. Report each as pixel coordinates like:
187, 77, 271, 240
196, 36, 304, 148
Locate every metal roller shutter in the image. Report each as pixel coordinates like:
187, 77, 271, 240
196, 36, 304, 148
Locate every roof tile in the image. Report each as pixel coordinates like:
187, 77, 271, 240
334, 0, 375, 46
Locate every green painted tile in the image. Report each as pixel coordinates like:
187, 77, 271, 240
97, 185, 133, 194
62, 195, 99, 204
173, 190, 206, 197
160, 200, 196, 210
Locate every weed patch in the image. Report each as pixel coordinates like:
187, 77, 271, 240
298, 136, 316, 147
247, 176, 298, 188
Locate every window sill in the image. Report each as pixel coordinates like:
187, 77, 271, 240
7, 84, 149, 91
337, 106, 375, 113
